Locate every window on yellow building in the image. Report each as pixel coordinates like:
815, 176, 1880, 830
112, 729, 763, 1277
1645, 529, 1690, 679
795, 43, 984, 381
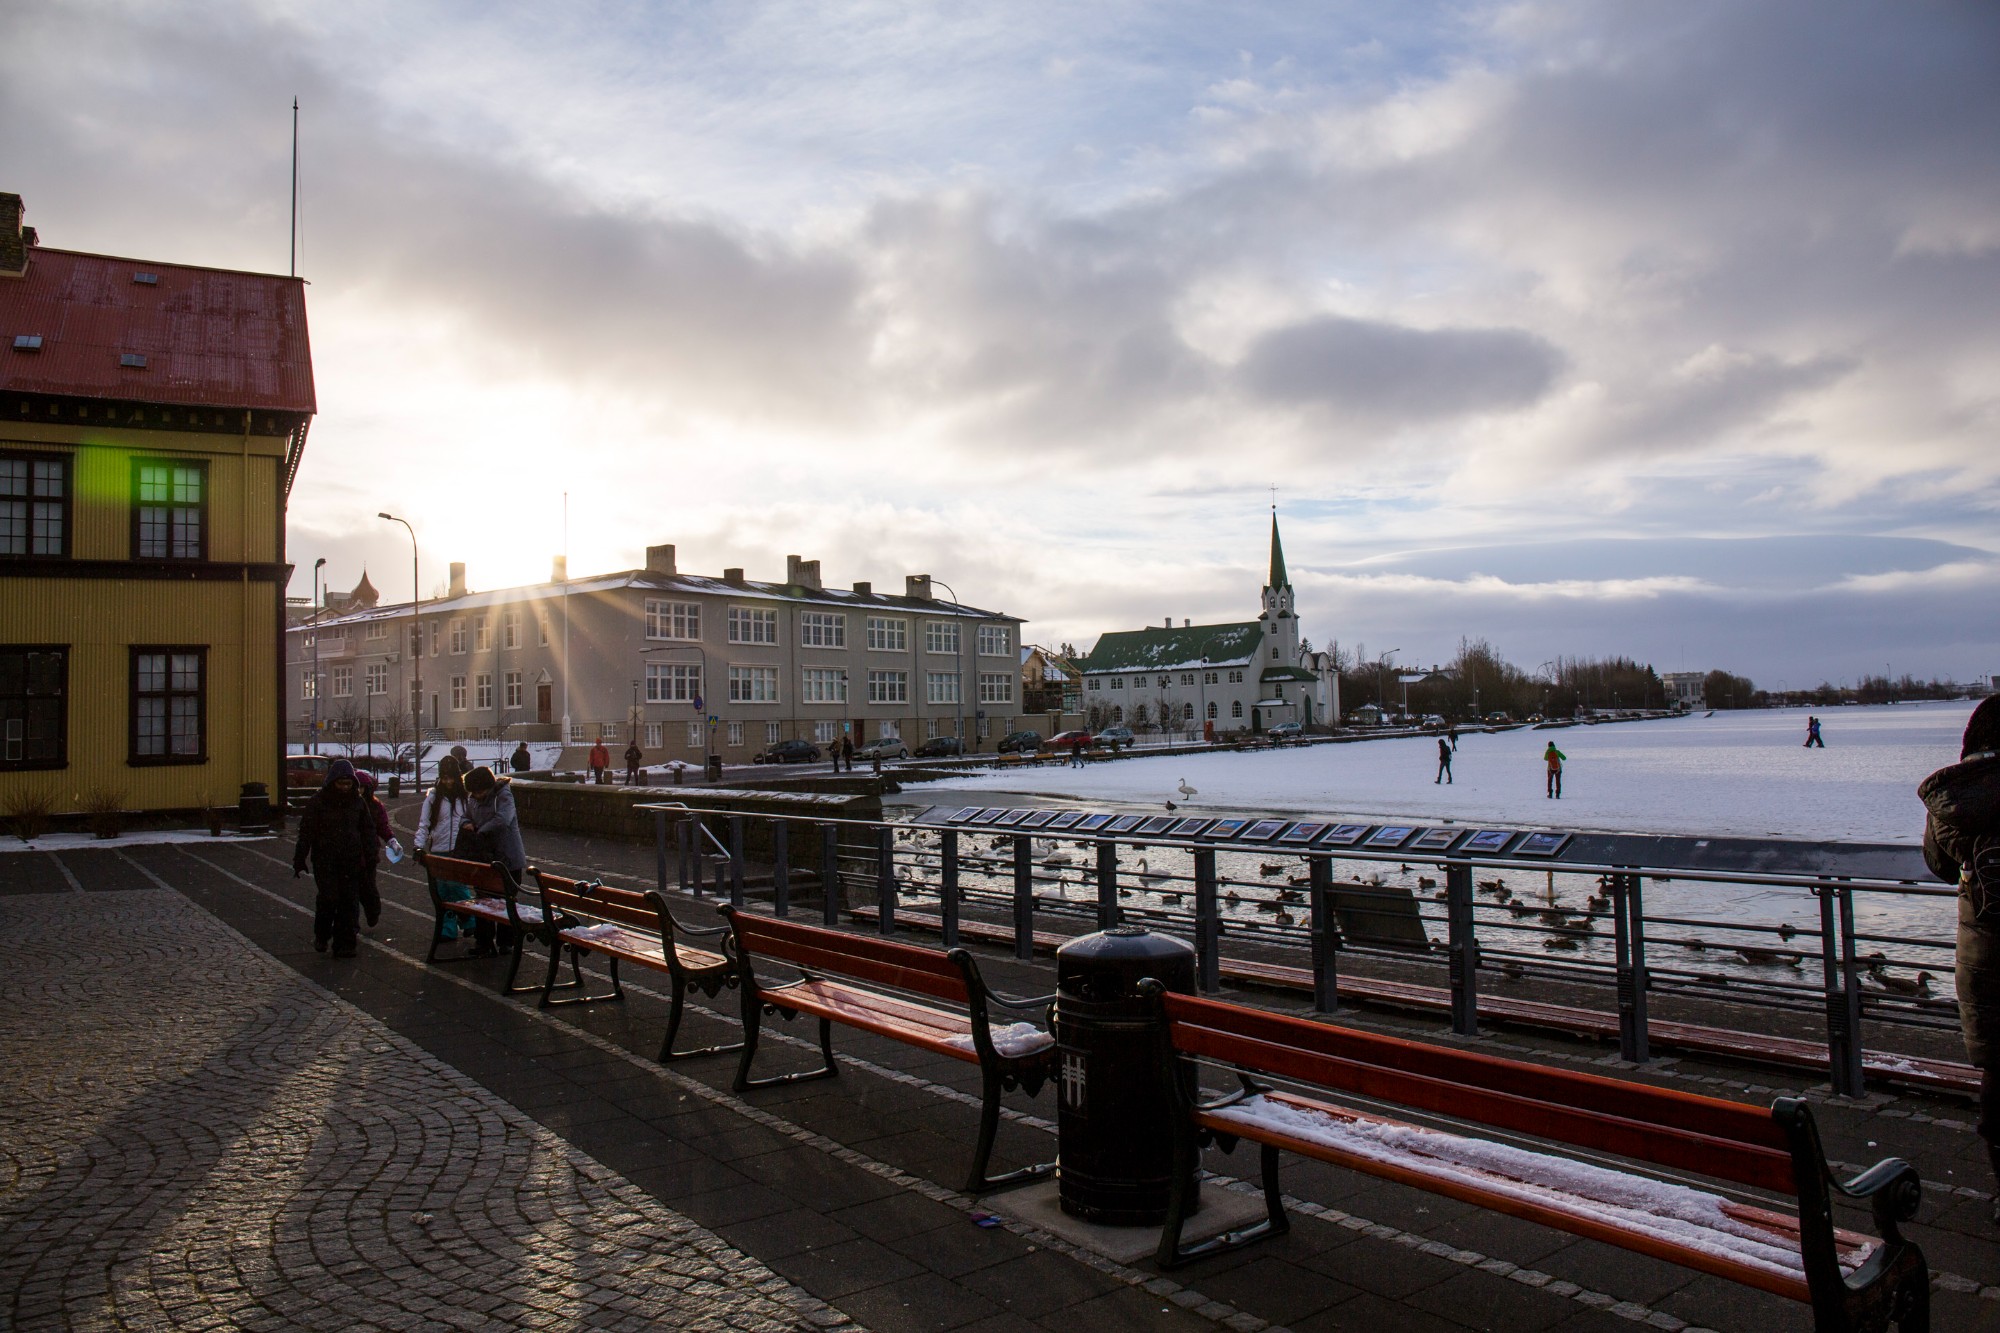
0, 646, 66, 769
132, 460, 206, 560
130, 647, 204, 764
0, 453, 70, 557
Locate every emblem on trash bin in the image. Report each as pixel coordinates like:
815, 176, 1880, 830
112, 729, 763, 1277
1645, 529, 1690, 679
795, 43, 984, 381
1059, 1046, 1087, 1116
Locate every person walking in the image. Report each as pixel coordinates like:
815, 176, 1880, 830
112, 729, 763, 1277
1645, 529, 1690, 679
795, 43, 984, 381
353, 769, 397, 929
1544, 742, 1566, 799
292, 759, 377, 958
414, 755, 474, 942
461, 766, 527, 957
1071, 736, 1086, 768
1920, 695, 2000, 1224
1436, 736, 1453, 784
624, 740, 644, 784
1805, 716, 1825, 748
588, 737, 611, 783
839, 733, 854, 773
509, 741, 532, 773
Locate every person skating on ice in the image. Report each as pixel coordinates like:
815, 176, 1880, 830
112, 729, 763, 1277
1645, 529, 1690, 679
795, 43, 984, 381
1544, 742, 1566, 799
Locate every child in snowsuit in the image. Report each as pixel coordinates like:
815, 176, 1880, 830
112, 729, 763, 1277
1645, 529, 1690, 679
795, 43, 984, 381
461, 766, 527, 957
415, 756, 474, 940
292, 759, 377, 957
1544, 743, 1566, 799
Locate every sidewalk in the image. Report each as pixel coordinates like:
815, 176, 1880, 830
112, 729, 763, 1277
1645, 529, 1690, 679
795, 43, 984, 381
3, 831, 1996, 1332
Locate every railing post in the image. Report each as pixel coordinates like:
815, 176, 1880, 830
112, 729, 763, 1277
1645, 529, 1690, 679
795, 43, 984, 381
1094, 838, 1119, 929
1817, 881, 1863, 1097
772, 821, 790, 917
1193, 847, 1220, 994
1611, 872, 1650, 1063
1012, 835, 1034, 960
653, 808, 670, 899
940, 829, 960, 949
821, 823, 840, 926
729, 815, 746, 907
1445, 858, 1479, 1037
676, 818, 693, 892
1308, 855, 1338, 1012
877, 824, 897, 935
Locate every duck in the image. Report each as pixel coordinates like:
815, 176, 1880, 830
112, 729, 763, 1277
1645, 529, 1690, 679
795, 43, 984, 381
1287, 873, 1313, 887
1274, 909, 1295, 926
1478, 878, 1508, 893
1864, 957, 1934, 997
1041, 852, 1074, 868
1542, 936, 1581, 951
1735, 946, 1801, 968
1418, 876, 1438, 890
1225, 890, 1241, 904
1276, 888, 1302, 902
1776, 922, 1798, 942
1259, 863, 1285, 877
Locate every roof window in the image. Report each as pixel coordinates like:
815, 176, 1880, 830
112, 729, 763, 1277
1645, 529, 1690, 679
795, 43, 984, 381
120, 353, 148, 368
132, 272, 159, 285
12, 334, 41, 351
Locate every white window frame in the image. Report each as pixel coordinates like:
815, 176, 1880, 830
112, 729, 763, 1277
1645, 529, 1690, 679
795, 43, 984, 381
474, 673, 493, 710
978, 672, 1013, 705
450, 675, 467, 711
646, 662, 701, 703
727, 721, 745, 747
727, 605, 777, 645
301, 671, 317, 701
801, 668, 848, 704
866, 617, 907, 652
727, 664, 779, 703
365, 664, 388, 696
686, 721, 703, 747
504, 670, 523, 709
878, 720, 900, 740
502, 612, 521, 650
926, 671, 961, 705
977, 625, 1011, 657
814, 721, 839, 744
331, 665, 352, 698
643, 722, 663, 748
448, 619, 466, 655
765, 721, 781, 745
924, 621, 959, 655
645, 599, 701, 641
473, 618, 490, 652
365, 622, 388, 641
866, 670, 907, 704
800, 611, 845, 648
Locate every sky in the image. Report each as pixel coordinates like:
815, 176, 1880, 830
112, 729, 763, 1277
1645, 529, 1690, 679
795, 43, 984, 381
6, 1, 1998, 687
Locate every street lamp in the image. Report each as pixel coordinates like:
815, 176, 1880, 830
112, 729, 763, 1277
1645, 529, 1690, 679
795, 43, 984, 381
311, 556, 325, 754
378, 513, 422, 792
1379, 649, 1399, 719
931, 579, 967, 752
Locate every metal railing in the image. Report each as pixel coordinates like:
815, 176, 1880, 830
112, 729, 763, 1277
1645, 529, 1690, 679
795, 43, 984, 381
632, 804, 1963, 1098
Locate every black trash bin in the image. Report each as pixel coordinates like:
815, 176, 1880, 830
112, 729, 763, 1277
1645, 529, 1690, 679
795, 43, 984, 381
1054, 926, 1198, 1225
704, 754, 723, 782
237, 781, 272, 834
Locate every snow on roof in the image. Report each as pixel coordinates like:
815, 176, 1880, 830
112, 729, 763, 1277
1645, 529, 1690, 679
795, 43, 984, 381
1080, 622, 1261, 673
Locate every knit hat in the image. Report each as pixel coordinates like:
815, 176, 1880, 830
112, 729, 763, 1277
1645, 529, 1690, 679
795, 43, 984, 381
355, 769, 378, 791
1962, 695, 2000, 760
326, 758, 356, 786
464, 765, 497, 795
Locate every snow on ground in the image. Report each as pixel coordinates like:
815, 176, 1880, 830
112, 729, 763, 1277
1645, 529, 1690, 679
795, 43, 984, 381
290, 740, 568, 771
0, 829, 275, 855
929, 702, 1974, 845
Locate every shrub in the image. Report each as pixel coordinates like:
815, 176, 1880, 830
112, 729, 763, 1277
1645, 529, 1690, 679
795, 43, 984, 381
2, 784, 58, 842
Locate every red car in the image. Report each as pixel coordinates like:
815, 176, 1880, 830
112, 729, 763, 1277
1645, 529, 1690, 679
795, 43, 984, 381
1045, 730, 1096, 751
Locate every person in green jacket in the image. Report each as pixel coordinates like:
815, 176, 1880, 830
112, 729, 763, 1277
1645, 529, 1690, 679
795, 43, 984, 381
1544, 742, 1566, 799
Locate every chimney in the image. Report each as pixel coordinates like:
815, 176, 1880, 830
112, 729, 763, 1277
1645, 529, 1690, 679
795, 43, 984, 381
723, 567, 745, 584
906, 574, 933, 600
646, 543, 676, 575
786, 555, 821, 590
0, 193, 33, 278
852, 581, 871, 598
551, 555, 567, 582
448, 562, 467, 597
1183, 619, 1191, 628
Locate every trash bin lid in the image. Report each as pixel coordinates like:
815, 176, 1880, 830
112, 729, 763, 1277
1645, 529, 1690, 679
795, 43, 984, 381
1056, 925, 1194, 965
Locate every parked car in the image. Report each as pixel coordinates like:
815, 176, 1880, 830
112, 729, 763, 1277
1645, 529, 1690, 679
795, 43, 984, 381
852, 738, 909, 761
1095, 725, 1135, 750
1045, 730, 1096, 751
1266, 722, 1303, 740
1420, 715, 1447, 730
754, 739, 822, 764
285, 753, 332, 791
1484, 712, 1511, 724
996, 731, 1044, 753
913, 737, 963, 758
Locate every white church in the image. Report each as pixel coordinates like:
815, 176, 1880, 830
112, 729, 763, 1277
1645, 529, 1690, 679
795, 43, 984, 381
1077, 515, 1339, 735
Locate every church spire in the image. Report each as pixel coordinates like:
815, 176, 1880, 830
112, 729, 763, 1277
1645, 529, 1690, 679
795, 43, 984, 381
1267, 510, 1290, 591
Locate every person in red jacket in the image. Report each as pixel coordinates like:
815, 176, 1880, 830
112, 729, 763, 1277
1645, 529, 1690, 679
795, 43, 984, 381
354, 769, 397, 929
588, 737, 610, 783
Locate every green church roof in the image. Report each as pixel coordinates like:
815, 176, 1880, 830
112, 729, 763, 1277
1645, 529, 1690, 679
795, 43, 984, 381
1268, 513, 1289, 590
1079, 622, 1262, 673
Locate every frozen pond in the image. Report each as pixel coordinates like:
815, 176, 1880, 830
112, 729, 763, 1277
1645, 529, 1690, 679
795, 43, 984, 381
930, 702, 1976, 845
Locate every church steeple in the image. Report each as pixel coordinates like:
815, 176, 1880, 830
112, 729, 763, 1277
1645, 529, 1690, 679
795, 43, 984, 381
1268, 511, 1290, 591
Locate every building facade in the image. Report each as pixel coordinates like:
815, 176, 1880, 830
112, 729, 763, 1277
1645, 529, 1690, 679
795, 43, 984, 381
1077, 516, 1337, 734
288, 547, 1028, 760
1660, 671, 1706, 711
0, 193, 313, 813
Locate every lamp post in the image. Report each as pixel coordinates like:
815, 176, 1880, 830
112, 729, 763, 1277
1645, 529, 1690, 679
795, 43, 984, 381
1379, 648, 1399, 720
311, 556, 325, 754
932, 579, 967, 752
378, 513, 422, 792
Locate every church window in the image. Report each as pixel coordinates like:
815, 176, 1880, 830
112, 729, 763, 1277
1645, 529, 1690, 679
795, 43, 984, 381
1231, 700, 1243, 719
1206, 701, 1217, 720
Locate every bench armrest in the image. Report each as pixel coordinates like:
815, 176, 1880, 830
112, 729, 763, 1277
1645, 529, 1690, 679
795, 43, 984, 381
984, 986, 1058, 1012
1831, 1156, 1923, 1241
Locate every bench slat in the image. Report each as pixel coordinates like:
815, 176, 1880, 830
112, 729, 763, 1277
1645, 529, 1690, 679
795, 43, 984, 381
423, 855, 512, 895
765, 978, 980, 1063
1164, 992, 1791, 1159
1201, 1091, 1827, 1304
1173, 1020, 1794, 1194
733, 915, 968, 1005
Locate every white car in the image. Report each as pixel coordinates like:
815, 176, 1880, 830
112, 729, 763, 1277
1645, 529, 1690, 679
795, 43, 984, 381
852, 738, 909, 761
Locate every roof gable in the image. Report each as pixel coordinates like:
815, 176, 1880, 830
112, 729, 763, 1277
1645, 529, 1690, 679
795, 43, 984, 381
1080, 622, 1261, 672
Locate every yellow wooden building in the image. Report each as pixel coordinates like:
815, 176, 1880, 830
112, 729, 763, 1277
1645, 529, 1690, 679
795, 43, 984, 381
0, 192, 314, 819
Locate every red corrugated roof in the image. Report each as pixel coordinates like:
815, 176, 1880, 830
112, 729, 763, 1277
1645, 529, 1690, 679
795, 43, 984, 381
0, 247, 314, 414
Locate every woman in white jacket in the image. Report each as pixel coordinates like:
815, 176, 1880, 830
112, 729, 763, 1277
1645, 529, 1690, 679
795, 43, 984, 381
415, 756, 473, 939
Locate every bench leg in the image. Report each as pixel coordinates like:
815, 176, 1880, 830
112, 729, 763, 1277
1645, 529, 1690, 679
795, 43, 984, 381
540, 946, 621, 1008
501, 931, 541, 995
657, 981, 744, 1063
964, 1063, 1056, 1194
734, 1011, 838, 1091
1157, 1140, 1288, 1269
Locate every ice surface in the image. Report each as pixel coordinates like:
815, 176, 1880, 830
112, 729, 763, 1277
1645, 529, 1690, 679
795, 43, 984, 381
943, 1022, 1055, 1057
933, 703, 1974, 845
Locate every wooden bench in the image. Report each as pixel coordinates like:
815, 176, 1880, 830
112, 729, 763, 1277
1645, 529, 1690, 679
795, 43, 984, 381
719, 906, 1059, 1194
1142, 986, 1928, 1333
419, 853, 543, 994
531, 870, 740, 1062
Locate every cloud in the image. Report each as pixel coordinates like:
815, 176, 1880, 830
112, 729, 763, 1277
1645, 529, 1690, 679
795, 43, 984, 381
1235, 314, 1562, 420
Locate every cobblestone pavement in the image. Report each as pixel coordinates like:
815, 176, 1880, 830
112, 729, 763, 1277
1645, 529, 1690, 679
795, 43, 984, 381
0, 887, 856, 1333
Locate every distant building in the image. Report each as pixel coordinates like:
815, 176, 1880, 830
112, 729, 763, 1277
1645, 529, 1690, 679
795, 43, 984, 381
1019, 644, 1078, 716
0, 192, 314, 812
1661, 671, 1706, 710
1076, 515, 1337, 734
288, 548, 1026, 760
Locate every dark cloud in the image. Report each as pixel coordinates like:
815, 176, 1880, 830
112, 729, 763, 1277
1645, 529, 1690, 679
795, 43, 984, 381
1235, 314, 1563, 420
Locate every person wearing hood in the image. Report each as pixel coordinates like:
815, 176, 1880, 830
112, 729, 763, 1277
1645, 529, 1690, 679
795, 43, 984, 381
415, 755, 474, 941
461, 766, 527, 957
1920, 694, 2000, 1222
353, 769, 396, 929
292, 759, 378, 957
510, 741, 532, 773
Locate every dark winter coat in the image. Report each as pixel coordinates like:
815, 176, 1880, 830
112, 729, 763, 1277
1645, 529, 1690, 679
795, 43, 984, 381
1920, 754, 2000, 1067
465, 778, 527, 876
293, 774, 379, 879
510, 745, 532, 773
